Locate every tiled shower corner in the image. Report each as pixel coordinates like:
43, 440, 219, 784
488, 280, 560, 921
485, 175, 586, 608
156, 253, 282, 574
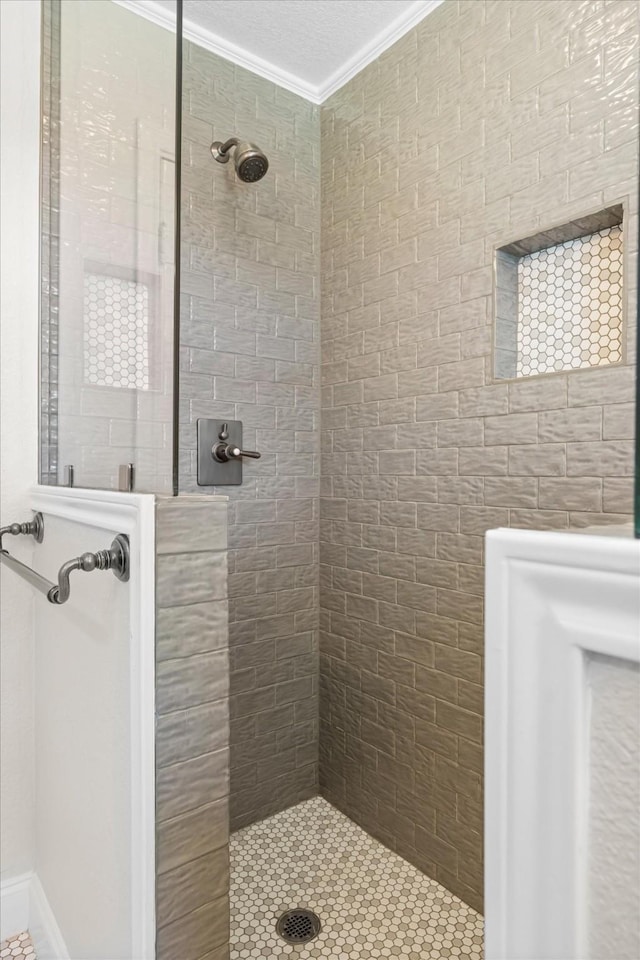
179, 39, 321, 833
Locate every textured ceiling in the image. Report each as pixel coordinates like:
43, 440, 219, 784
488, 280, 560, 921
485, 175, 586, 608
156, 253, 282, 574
180, 0, 418, 86
145, 0, 440, 100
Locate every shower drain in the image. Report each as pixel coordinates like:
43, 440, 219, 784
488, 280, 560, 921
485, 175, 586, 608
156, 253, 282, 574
276, 908, 322, 944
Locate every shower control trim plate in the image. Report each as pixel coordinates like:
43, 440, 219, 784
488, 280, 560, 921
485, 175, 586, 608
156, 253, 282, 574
197, 418, 260, 485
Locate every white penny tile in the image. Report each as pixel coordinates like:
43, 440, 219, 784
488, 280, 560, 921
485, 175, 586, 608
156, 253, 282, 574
230, 796, 484, 958
0, 932, 36, 960
517, 224, 623, 378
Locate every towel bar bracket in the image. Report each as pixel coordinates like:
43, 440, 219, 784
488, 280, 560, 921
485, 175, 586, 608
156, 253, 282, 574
0, 511, 44, 549
48, 533, 130, 604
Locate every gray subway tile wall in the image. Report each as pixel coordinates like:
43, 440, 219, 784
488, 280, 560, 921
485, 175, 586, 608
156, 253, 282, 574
144, 0, 635, 939
319, 0, 638, 913
179, 42, 321, 829
155, 496, 230, 960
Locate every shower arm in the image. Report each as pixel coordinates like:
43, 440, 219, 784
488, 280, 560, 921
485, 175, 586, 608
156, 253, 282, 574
212, 137, 240, 163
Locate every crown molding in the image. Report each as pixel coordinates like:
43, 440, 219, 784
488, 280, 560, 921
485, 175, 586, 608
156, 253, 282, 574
114, 0, 444, 105
317, 0, 444, 102
113, 0, 323, 101
114, 0, 323, 101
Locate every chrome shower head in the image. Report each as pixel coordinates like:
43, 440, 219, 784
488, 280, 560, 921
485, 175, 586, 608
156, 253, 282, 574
210, 137, 269, 183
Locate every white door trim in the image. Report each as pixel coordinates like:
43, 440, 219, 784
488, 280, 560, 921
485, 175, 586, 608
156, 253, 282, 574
29, 486, 156, 960
484, 527, 640, 960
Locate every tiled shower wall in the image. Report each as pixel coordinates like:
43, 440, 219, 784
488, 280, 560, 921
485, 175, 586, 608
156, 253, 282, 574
179, 43, 321, 829
319, 0, 638, 912
155, 496, 230, 960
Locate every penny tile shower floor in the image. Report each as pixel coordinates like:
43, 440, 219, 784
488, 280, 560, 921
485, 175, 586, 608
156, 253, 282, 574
231, 796, 484, 958
0, 933, 36, 960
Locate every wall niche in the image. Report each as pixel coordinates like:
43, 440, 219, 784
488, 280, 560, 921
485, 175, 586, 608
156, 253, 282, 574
494, 205, 624, 380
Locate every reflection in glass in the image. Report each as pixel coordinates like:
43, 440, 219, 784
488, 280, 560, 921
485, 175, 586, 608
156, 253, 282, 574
40, 0, 178, 493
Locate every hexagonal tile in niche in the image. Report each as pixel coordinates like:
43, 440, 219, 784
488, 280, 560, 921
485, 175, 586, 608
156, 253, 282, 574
82, 270, 152, 390
510, 223, 623, 378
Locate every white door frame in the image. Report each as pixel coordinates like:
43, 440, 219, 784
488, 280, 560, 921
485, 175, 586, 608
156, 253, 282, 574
30, 486, 156, 960
485, 527, 640, 960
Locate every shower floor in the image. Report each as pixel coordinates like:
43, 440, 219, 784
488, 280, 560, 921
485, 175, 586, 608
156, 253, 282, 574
230, 796, 483, 958
0, 932, 36, 959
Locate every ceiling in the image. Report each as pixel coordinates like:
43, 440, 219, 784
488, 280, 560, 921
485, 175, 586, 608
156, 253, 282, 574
119, 0, 444, 102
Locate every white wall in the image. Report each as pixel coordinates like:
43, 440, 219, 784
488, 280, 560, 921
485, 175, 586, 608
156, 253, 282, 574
34, 514, 132, 959
0, 0, 41, 882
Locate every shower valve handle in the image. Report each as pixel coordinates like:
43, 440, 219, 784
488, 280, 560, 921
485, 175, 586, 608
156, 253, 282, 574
197, 419, 260, 485
212, 441, 261, 463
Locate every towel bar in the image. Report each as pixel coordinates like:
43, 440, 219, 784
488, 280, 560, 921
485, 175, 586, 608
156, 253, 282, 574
0, 512, 130, 604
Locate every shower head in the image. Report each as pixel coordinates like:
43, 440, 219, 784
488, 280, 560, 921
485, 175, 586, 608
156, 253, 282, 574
210, 137, 269, 183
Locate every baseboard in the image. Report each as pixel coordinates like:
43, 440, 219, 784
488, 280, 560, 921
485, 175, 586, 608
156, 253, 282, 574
29, 875, 69, 960
0, 873, 69, 959
0, 872, 31, 941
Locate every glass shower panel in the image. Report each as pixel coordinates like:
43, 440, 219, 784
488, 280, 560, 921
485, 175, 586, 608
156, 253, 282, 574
635, 205, 640, 538
40, 0, 178, 493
